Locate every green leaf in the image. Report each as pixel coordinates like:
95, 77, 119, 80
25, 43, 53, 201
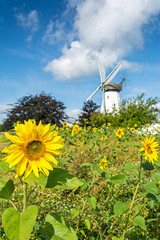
37, 173, 48, 191
80, 163, 93, 168
71, 208, 79, 220
80, 230, 86, 237
146, 218, 158, 223
50, 124, 56, 131
142, 182, 158, 195
142, 161, 154, 171
113, 201, 129, 217
24, 172, 36, 185
0, 178, 14, 200
85, 219, 91, 230
43, 213, 77, 240
0, 161, 15, 172
110, 174, 126, 184
80, 178, 90, 190
87, 196, 97, 210
0, 137, 10, 143
58, 158, 66, 165
101, 172, 110, 179
134, 204, 142, 215
132, 215, 146, 231
154, 160, 160, 167
51, 235, 63, 240
151, 172, 160, 184
24, 172, 47, 190
68, 139, 76, 146
124, 162, 138, 172
46, 168, 83, 190
2, 205, 38, 240
93, 163, 103, 174
147, 200, 154, 210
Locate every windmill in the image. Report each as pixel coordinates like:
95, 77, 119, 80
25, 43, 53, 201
86, 62, 123, 114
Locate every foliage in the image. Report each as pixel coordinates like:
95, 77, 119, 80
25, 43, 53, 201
90, 93, 160, 127
78, 100, 100, 126
0, 123, 5, 132
0, 121, 160, 240
3, 93, 67, 130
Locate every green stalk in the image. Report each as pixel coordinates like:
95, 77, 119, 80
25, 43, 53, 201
122, 155, 143, 240
9, 199, 18, 211
23, 182, 28, 212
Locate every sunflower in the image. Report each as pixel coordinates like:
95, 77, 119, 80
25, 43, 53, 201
63, 122, 68, 128
116, 127, 124, 139
71, 124, 82, 136
99, 156, 107, 170
140, 136, 159, 164
130, 128, 135, 134
93, 127, 98, 132
1, 120, 63, 179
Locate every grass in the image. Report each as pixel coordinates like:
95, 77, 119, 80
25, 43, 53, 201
0, 124, 160, 240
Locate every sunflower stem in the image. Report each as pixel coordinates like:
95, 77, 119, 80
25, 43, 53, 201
9, 199, 18, 211
23, 182, 28, 212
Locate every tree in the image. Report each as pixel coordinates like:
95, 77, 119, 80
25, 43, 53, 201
118, 93, 160, 127
91, 93, 160, 128
3, 92, 67, 130
78, 100, 100, 126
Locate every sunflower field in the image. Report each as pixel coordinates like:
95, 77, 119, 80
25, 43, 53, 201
0, 120, 160, 240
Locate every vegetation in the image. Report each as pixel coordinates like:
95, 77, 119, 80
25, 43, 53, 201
91, 93, 160, 128
0, 121, 160, 240
78, 100, 100, 126
0, 124, 5, 132
3, 92, 67, 130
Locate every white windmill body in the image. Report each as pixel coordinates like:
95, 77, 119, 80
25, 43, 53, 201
86, 62, 123, 114
101, 81, 122, 113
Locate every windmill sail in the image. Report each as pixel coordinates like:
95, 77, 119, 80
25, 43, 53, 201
86, 63, 122, 102
99, 61, 106, 113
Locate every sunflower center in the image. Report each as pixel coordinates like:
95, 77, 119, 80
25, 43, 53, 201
146, 144, 152, 154
27, 140, 44, 158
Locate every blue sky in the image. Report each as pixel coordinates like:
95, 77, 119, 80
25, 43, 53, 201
0, 0, 160, 123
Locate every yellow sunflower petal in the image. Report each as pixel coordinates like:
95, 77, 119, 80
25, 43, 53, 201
16, 158, 28, 176
1, 119, 63, 178
44, 153, 58, 165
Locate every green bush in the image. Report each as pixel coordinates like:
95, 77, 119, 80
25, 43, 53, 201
90, 93, 160, 128
0, 123, 5, 132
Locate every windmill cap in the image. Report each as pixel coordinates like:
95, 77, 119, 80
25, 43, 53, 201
105, 82, 122, 91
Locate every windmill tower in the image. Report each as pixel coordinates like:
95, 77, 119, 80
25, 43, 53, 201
86, 62, 123, 114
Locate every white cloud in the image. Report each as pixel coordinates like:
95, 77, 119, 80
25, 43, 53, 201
132, 88, 148, 94
0, 105, 12, 123
0, 105, 11, 113
45, 0, 160, 80
67, 109, 81, 122
42, 20, 65, 44
15, 10, 39, 41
